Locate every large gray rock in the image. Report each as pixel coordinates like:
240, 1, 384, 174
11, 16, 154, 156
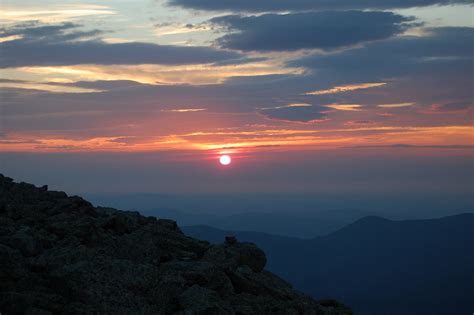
0, 174, 352, 315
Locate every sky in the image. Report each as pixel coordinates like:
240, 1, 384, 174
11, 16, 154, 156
0, 0, 473, 194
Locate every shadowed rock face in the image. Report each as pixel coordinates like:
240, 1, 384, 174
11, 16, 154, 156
0, 174, 352, 315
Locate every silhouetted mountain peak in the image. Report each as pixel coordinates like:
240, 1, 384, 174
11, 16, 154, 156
322, 212, 474, 242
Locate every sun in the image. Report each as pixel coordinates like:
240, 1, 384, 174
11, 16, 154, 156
219, 155, 232, 166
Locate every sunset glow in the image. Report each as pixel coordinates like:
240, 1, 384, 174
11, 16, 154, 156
0, 0, 472, 192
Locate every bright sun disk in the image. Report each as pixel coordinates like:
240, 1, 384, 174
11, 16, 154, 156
219, 155, 231, 166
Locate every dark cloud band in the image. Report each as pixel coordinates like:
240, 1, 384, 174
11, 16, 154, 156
211, 11, 416, 51
290, 27, 474, 79
168, 0, 470, 12
0, 22, 243, 68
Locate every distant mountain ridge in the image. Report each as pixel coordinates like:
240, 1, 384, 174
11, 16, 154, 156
183, 214, 474, 315
137, 207, 376, 238
85, 192, 474, 237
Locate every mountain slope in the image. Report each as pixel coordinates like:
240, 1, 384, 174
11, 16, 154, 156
0, 174, 351, 315
183, 214, 474, 315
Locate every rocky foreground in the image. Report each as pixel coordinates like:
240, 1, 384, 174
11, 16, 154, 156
0, 175, 351, 314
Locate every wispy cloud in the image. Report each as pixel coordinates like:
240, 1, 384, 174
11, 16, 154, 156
154, 23, 211, 38
259, 103, 312, 110
284, 103, 312, 108
4, 61, 299, 86
0, 34, 22, 43
347, 144, 474, 149
0, 5, 116, 23
161, 108, 208, 113
305, 83, 386, 95
2, 125, 472, 153
326, 104, 363, 111
0, 81, 103, 93
377, 102, 415, 108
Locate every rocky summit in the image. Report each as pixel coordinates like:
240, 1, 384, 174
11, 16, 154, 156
0, 174, 351, 315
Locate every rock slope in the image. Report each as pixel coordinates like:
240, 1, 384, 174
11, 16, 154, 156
0, 174, 351, 315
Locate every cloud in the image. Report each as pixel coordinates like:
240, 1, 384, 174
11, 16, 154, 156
0, 80, 104, 93
167, 0, 470, 12
348, 144, 474, 149
325, 104, 363, 111
377, 102, 415, 108
0, 35, 22, 43
211, 11, 416, 51
305, 83, 386, 95
4, 60, 298, 86
0, 22, 243, 68
1, 24, 471, 144
0, 4, 116, 23
434, 101, 472, 111
259, 105, 329, 122
0, 21, 103, 42
345, 120, 376, 126
291, 27, 473, 78
259, 103, 312, 110
154, 22, 211, 37
161, 108, 208, 113
289, 27, 473, 107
